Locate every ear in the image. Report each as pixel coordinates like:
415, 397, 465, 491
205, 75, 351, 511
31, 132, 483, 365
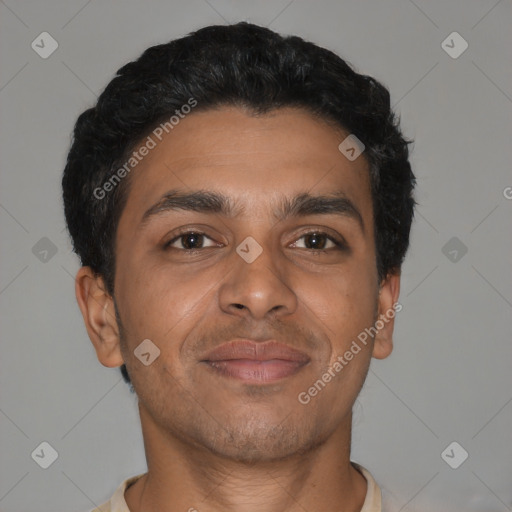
372, 271, 401, 360
75, 267, 124, 368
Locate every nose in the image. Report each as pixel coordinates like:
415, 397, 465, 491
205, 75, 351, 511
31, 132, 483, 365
218, 238, 298, 321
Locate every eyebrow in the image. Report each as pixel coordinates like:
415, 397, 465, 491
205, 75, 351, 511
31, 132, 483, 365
140, 189, 365, 232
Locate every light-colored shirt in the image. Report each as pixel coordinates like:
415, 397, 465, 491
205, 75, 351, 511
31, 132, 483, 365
87, 462, 381, 512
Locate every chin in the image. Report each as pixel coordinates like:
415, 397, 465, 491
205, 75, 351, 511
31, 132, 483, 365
193, 415, 328, 464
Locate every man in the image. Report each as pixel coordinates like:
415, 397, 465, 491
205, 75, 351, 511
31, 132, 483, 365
63, 22, 415, 512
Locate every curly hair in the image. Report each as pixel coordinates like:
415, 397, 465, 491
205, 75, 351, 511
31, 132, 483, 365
62, 22, 416, 387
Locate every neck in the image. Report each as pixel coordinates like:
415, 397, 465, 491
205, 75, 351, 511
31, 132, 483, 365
125, 404, 367, 512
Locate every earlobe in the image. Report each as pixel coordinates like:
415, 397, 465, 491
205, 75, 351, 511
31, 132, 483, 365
372, 272, 401, 360
75, 267, 124, 368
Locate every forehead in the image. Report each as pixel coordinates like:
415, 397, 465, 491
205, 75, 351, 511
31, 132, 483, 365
119, 106, 372, 226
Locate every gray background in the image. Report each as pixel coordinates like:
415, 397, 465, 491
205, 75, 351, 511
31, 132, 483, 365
1, 1, 511, 511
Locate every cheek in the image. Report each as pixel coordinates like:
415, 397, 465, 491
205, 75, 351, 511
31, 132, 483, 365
116, 256, 221, 353
298, 266, 378, 351
115, 264, 202, 393
123, 276, 188, 339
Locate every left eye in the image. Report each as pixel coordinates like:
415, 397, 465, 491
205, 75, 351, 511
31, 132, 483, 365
291, 232, 341, 250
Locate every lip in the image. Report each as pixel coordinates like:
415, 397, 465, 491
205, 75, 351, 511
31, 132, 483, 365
201, 339, 310, 383
202, 339, 310, 363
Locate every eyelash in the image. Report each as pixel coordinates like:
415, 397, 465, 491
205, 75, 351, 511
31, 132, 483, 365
163, 229, 347, 253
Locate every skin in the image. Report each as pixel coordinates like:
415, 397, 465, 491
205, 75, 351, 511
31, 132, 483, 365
76, 106, 400, 512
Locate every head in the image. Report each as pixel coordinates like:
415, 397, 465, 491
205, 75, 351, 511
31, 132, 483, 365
63, 22, 415, 461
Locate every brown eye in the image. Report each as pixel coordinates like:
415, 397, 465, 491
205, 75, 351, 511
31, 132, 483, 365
165, 231, 216, 251
303, 233, 331, 250
292, 231, 345, 251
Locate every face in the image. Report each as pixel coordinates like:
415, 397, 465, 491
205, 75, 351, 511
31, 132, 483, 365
78, 106, 399, 463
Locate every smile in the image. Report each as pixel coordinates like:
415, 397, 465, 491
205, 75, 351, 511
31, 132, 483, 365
203, 358, 309, 383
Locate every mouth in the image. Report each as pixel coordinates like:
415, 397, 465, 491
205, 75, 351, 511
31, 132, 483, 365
200, 339, 310, 384
204, 359, 309, 383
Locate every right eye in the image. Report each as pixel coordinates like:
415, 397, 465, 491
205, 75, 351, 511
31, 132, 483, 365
164, 231, 218, 251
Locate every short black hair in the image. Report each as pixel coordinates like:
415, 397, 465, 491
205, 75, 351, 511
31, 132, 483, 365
62, 22, 416, 387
